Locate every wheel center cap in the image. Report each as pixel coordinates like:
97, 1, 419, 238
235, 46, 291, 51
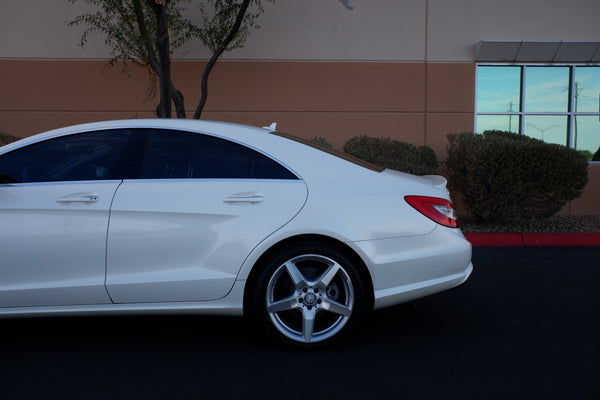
304, 293, 317, 306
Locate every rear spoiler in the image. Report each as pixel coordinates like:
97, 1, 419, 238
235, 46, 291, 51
420, 175, 448, 190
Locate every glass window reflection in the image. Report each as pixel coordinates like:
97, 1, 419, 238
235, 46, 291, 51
523, 116, 567, 146
524, 67, 569, 112
476, 65, 600, 160
477, 66, 521, 112
574, 116, 600, 159
575, 68, 600, 113
476, 115, 519, 133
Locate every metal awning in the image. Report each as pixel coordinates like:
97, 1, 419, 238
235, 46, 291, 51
475, 41, 600, 63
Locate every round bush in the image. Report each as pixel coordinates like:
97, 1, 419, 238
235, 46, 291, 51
310, 136, 333, 148
446, 131, 588, 222
0, 132, 20, 146
343, 136, 437, 176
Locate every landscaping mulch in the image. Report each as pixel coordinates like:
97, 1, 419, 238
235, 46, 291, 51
459, 215, 600, 233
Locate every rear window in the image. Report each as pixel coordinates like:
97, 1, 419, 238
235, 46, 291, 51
271, 132, 384, 173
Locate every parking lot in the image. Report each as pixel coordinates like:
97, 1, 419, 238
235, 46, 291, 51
1, 246, 598, 399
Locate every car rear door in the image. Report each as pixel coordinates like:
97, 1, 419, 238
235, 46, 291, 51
105, 129, 307, 303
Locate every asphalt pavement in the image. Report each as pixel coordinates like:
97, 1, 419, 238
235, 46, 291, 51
1, 246, 598, 399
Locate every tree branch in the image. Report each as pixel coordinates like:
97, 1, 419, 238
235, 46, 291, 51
193, 0, 251, 119
132, 0, 160, 73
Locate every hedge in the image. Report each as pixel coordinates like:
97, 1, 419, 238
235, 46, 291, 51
446, 130, 588, 223
343, 136, 438, 176
310, 136, 333, 148
0, 132, 20, 146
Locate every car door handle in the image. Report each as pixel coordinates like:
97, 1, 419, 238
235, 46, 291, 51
223, 193, 264, 204
57, 193, 100, 203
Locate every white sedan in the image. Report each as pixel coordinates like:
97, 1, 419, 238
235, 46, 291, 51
0, 119, 472, 346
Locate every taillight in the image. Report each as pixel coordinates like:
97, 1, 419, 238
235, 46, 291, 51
404, 196, 459, 228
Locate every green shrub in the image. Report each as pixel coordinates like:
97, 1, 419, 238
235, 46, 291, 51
446, 130, 589, 223
343, 136, 437, 175
593, 146, 600, 161
0, 131, 20, 146
310, 136, 333, 148
578, 150, 593, 161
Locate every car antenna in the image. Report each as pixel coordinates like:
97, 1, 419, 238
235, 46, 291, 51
262, 122, 277, 131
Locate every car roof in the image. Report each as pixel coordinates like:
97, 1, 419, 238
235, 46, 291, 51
0, 119, 274, 153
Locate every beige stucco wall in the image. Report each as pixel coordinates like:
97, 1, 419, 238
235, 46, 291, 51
0, 0, 426, 61
4, 0, 600, 62
427, 0, 600, 61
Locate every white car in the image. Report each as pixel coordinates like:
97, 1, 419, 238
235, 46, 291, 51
0, 120, 472, 346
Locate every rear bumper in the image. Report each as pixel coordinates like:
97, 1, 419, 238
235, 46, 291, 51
350, 226, 473, 310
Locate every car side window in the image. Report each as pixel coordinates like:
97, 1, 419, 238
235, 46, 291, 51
0, 130, 133, 183
138, 129, 298, 180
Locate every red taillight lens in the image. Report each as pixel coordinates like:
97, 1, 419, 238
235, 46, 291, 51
404, 196, 459, 228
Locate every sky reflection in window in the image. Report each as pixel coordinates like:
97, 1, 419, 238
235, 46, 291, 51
524, 67, 569, 112
477, 66, 520, 112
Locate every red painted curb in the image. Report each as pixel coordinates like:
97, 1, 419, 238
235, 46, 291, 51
463, 233, 523, 246
523, 233, 600, 246
463, 232, 600, 246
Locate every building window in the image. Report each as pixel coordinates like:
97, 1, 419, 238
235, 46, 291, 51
476, 65, 600, 160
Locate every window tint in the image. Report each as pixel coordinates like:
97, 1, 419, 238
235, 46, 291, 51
0, 130, 133, 183
139, 129, 297, 180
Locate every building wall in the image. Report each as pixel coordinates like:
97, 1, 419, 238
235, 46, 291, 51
0, 59, 475, 154
3, 0, 599, 61
1, 0, 599, 214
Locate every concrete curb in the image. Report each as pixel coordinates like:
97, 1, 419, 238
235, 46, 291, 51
463, 232, 600, 246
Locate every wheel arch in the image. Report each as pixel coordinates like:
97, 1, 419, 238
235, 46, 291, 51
243, 234, 374, 317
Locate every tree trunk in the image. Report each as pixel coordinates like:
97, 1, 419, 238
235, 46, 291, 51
193, 0, 251, 119
153, 1, 172, 118
171, 86, 186, 118
135, 0, 185, 118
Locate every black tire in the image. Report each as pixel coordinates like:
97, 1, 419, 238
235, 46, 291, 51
252, 242, 366, 347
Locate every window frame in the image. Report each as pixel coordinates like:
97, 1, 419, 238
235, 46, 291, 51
475, 63, 600, 160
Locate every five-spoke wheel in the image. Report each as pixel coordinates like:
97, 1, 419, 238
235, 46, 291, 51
253, 244, 365, 346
